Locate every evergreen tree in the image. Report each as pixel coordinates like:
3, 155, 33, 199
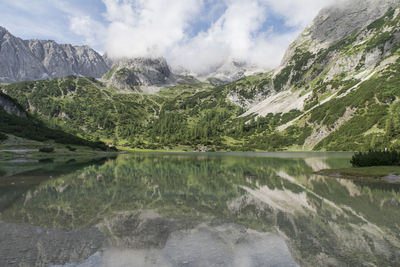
385, 118, 394, 137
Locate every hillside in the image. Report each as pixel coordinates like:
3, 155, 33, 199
1, 0, 400, 152
0, 90, 115, 160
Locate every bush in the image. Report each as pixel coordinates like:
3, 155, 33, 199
66, 145, 77, 152
39, 158, 54, 163
39, 147, 55, 153
351, 150, 400, 167
0, 132, 7, 142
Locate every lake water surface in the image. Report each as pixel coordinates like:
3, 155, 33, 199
0, 152, 399, 267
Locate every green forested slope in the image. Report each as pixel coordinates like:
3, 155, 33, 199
0, 87, 113, 151
2, 52, 400, 152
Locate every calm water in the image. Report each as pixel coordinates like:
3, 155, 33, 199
0, 152, 399, 267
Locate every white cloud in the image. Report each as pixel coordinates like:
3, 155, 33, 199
102, 0, 337, 74
69, 15, 107, 50
1, 0, 338, 73
169, 0, 271, 73
262, 0, 337, 27
103, 0, 202, 58
0, 0, 108, 51
0, 0, 340, 71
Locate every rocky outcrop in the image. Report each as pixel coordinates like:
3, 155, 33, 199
103, 57, 199, 93
279, 0, 400, 81
0, 91, 27, 117
174, 59, 264, 86
309, 0, 400, 45
105, 57, 174, 88
96, 211, 298, 267
0, 26, 109, 83
205, 60, 264, 85
0, 222, 107, 267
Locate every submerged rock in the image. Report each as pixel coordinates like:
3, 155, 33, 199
0, 222, 108, 267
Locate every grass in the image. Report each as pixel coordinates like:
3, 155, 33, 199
117, 146, 187, 153
318, 166, 400, 179
0, 134, 119, 163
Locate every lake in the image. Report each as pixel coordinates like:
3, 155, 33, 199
0, 152, 399, 267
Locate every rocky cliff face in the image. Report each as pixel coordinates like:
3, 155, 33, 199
0, 27, 109, 83
265, 0, 399, 96
174, 59, 265, 86
103, 57, 199, 93
0, 91, 27, 117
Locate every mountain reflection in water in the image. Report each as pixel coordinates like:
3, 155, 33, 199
0, 152, 399, 267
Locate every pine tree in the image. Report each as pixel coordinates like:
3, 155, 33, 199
370, 135, 376, 150
385, 118, 394, 138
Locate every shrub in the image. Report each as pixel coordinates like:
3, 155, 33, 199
66, 145, 77, 152
0, 132, 7, 142
39, 147, 55, 153
39, 158, 54, 163
351, 150, 400, 167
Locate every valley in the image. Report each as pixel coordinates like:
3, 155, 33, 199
1, 0, 400, 153
2, 1, 400, 266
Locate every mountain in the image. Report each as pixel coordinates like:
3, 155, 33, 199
0, 26, 109, 83
206, 60, 264, 85
2, 0, 400, 152
238, 0, 400, 150
103, 56, 263, 92
173, 59, 265, 86
103, 57, 200, 93
243, 0, 400, 116
0, 90, 113, 154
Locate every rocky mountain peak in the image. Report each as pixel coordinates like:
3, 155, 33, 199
206, 59, 264, 85
103, 57, 177, 93
241, 0, 400, 149
277, 0, 400, 85
309, 0, 400, 45
172, 59, 265, 86
0, 26, 8, 35
0, 26, 109, 83
114, 57, 172, 77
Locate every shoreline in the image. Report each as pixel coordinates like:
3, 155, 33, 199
316, 166, 400, 183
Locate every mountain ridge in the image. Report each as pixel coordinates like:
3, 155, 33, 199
0, 26, 109, 83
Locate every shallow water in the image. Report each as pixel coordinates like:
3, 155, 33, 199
1, 152, 399, 267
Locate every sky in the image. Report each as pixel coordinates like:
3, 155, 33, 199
0, 0, 337, 74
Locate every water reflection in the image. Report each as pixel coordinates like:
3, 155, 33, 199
1, 152, 399, 266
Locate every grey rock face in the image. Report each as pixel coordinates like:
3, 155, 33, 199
0, 222, 107, 267
103, 58, 199, 93
104, 57, 186, 92
96, 211, 298, 267
204, 60, 264, 85
310, 0, 400, 44
0, 26, 109, 83
0, 91, 27, 117
277, 0, 400, 86
174, 59, 265, 86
